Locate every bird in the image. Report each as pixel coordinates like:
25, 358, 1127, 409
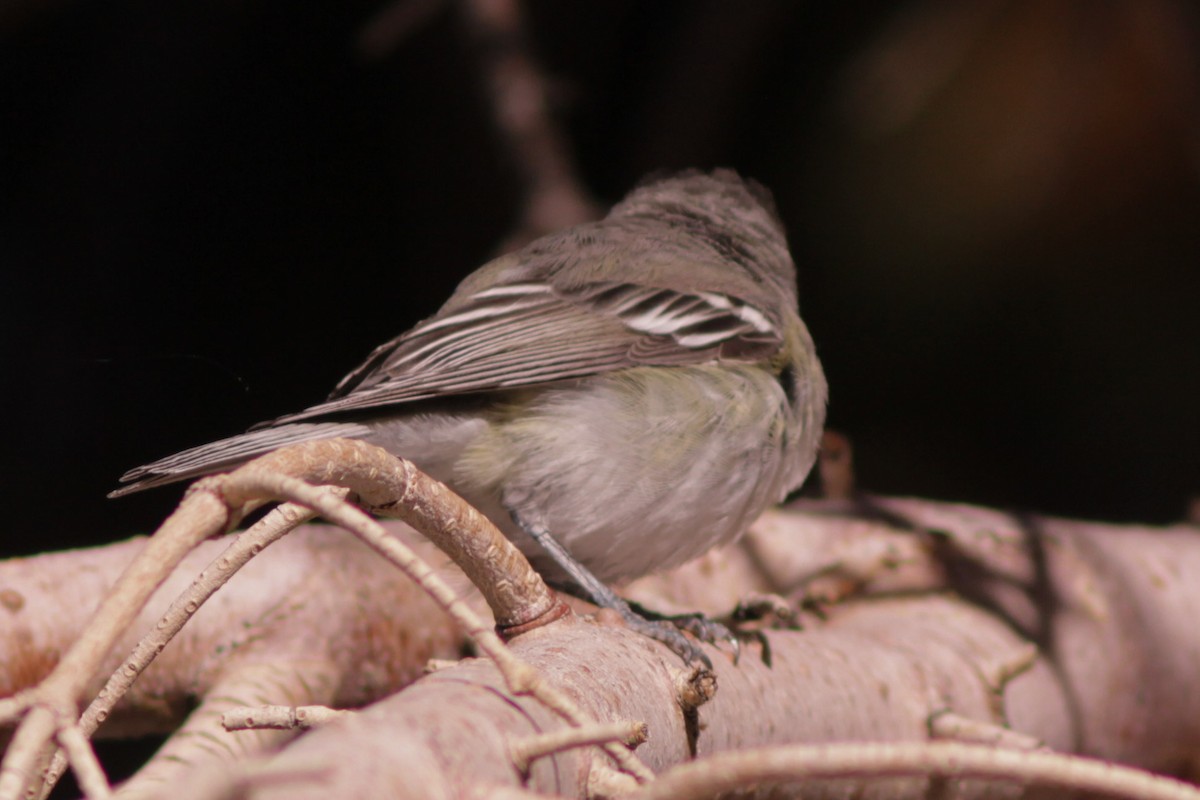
112, 169, 827, 664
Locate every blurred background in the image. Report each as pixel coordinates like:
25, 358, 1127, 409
3, 0, 1199, 558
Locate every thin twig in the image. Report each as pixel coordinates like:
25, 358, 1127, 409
462, 0, 599, 248
222, 704, 349, 732
509, 720, 648, 774
631, 742, 1200, 800
36, 497, 330, 799
357, 0, 446, 58
226, 439, 561, 631
221, 462, 654, 783
55, 725, 111, 800
3, 440, 652, 795
0, 490, 235, 800
113, 660, 340, 798
928, 710, 1044, 751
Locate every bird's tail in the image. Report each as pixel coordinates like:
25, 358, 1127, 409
109, 421, 373, 498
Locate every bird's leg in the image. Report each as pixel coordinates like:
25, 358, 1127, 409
507, 507, 727, 668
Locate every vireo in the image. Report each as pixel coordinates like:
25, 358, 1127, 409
113, 170, 828, 662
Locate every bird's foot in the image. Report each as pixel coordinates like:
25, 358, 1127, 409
624, 602, 747, 667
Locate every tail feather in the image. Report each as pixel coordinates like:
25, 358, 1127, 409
109, 422, 373, 498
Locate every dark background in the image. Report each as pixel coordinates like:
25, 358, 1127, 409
3, 0, 1199, 559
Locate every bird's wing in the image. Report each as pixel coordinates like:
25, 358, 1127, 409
268, 279, 782, 424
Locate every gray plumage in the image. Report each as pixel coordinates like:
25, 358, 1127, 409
113, 169, 827, 586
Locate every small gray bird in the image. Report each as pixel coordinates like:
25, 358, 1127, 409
113, 170, 827, 662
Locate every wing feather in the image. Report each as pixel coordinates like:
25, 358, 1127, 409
268, 279, 782, 425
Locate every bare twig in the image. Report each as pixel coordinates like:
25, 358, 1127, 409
357, 0, 600, 244
0, 488, 237, 800
462, 0, 599, 248
357, 0, 446, 58
217, 456, 653, 783
224, 439, 561, 631
36, 498, 331, 799
508, 720, 648, 774
631, 742, 1200, 800
113, 661, 340, 800
56, 724, 111, 800
223, 705, 349, 732
1, 438, 653, 798
928, 710, 1044, 751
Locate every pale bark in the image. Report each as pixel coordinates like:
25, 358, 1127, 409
3, 497, 1199, 797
